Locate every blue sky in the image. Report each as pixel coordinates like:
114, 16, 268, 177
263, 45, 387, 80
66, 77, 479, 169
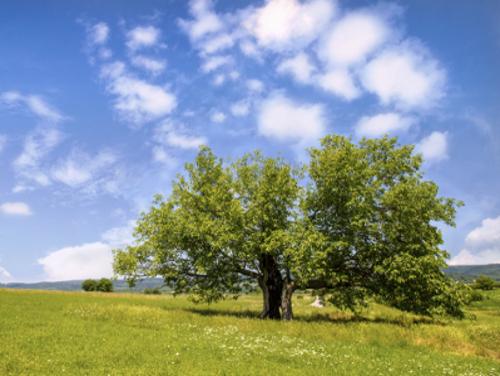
1, 0, 499, 282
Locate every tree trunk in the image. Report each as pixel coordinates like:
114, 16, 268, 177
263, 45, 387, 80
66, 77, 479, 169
258, 254, 283, 320
281, 279, 294, 320
258, 278, 270, 318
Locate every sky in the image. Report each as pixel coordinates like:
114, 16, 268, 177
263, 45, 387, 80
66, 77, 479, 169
0, 0, 499, 283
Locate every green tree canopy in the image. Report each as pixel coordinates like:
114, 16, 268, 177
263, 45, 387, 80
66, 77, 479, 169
114, 136, 466, 320
81, 279, 97, 292
473, 275, 496, 290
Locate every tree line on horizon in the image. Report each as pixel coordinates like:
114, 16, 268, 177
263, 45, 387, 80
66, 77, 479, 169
114, 134, 468, 320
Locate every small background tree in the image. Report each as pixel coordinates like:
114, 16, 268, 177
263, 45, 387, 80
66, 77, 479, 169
473, 275, 496, 290
81, 279, 97, 292
97, 278, 114, 292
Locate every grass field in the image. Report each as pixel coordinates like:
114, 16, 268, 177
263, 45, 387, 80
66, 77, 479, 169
1, 289, 500, 375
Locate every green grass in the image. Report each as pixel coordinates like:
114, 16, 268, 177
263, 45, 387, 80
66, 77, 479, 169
1, 289, 500, 375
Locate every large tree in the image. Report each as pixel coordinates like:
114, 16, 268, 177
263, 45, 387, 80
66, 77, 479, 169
114, 148, 301, 319
114, 136, 466, 320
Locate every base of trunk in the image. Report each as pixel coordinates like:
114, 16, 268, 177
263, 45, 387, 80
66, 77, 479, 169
281, 281, 294, 320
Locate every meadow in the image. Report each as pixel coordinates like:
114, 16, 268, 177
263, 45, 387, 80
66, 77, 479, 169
1, 288, 499, 375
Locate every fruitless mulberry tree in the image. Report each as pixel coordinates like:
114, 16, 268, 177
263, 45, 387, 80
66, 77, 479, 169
114, 136, 466, 320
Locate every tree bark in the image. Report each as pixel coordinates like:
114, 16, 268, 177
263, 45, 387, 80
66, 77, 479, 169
281, 279, 294, 320
258, 254, 283, 319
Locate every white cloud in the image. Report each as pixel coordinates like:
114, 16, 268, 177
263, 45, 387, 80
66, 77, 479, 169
355, 112, 415, 138
239, 39, 261, 59
152, 146, 177, 166
90, 22, 109, 45
154, 121, 207, 150
98, 48, 112, 60
101, 220, 136, 248
449, 249, 500, 266
38, 242, 113, 281
127, 25, 161, 50
51, 149, 118, 189
246, 79, 264, 93
230, 100, 250, 117
0, 202, 32, 216
228, 71, 240, 80
179, 0, 223, 42
130, 55, 166, 75
211, 111, 226, 123
415, 131, 448, 163
212, 74, 226, 86
13, 126, 63, 187
202, 33, 235, 54
465, 216, 500, 249
277, 52, 316, 83
0, 265, 12, 282
244, 0, 335, 51
257, 92, 326, 143
13, 126, 121, 195
201, 55, 232, 72
360, 43, 446, 109
316, 69, 360, 100
0, 91, 64, 123
38, 222, 137, 281
318, 10, 390, 67
449, 216, 500, 265
100, 61, 177, 124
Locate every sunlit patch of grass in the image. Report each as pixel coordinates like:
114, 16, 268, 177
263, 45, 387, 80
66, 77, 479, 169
1, 288, 500, 375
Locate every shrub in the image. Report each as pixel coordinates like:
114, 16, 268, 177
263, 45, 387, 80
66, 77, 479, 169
97, 278, 114, 292
81, 279, 97, 292
144, 287, 162, 295
473, 275, 496, 291
469, 289, 485, 302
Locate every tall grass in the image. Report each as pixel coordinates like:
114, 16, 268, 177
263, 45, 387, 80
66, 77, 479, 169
1, 289, 499, 375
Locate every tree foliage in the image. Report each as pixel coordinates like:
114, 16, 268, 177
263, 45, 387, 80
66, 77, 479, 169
97, 278, 114, 292
81, 279, 97, 292
81, 278, 114, 292
114, 136, 466, 319
473, 275, 496, 291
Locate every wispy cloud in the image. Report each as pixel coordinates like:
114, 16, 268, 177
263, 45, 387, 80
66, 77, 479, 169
0, 91, 65, 123
154, 121, 207, 150
0, 202, 32, 216
277, 52, 316, 83
13, 126, 63, 187
130, 55, 166, 75
89, 22, 110, 45
100, 61, 177, 124
178, 0, 223, 42
126, 25, 161, 50
50, 149, 120, 194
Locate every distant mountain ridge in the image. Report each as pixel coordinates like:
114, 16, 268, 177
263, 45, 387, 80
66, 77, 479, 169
444, 264, 500, 281
0, 278, 166, 292
2, 265, 499, 291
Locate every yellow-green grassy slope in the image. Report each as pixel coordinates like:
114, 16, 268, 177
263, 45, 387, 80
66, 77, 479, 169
1, 289, 499, 375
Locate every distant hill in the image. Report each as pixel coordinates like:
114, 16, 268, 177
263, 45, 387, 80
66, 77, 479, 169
2, 265, 500, 291
0, 278, 167, 292
444, 264, 500, 281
